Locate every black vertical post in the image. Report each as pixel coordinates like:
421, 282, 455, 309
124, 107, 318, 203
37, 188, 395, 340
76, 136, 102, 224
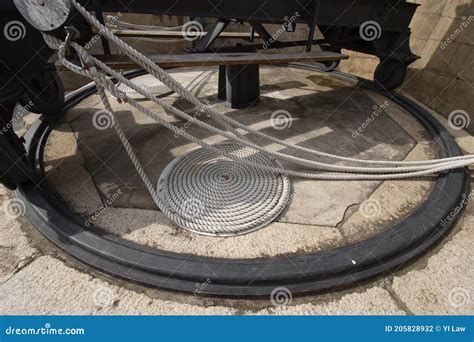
306, 0, 320, 52
218, 64, 260, 109
92, 0, 111, 55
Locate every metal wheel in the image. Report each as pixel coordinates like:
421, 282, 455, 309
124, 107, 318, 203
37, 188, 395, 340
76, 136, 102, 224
20, 69, 65, 115
374, 60, 407, 90
318, 46, 342, 71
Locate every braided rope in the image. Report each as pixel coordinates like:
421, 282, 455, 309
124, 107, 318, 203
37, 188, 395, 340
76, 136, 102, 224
157, 143, 291, 235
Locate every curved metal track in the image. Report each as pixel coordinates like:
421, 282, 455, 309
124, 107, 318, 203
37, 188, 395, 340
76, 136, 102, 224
17, 66, 470, 297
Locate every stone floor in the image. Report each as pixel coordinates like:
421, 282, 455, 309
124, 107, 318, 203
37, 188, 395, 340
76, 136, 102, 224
0, 66, 472, 315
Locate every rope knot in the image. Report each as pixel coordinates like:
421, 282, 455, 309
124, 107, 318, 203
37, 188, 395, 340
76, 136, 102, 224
113, 91, 128, 104
83, 62, 95, 70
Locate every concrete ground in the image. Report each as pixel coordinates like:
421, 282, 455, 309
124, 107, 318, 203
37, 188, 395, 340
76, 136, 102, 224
0, 67, 472, 315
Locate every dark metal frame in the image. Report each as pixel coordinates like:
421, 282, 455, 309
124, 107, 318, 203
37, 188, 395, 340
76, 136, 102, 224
82, 0, 420, 65
78, 0, 420, 107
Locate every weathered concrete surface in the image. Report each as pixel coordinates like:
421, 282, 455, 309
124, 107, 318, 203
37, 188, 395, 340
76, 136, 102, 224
251, 287, 405, 315
0, 256, 237, 315
0, 190, 37, 284
391, 200, 474, 315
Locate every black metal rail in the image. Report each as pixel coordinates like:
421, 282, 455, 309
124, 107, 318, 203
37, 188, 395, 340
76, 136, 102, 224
76, 0, 417, 29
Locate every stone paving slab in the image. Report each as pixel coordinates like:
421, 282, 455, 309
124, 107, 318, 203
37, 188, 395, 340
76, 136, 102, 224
44, 123, 104, 215
0, 150, 471, 315
340, 144, 435, 243
279, 179, 377, 227
0, 214, 37, 285
364, 91, 433, 144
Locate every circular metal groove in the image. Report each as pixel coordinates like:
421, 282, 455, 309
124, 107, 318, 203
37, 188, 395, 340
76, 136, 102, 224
18, 67, 470, 297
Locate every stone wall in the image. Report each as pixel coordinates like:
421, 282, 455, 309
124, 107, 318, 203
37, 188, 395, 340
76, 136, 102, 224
338, 0, 473, 133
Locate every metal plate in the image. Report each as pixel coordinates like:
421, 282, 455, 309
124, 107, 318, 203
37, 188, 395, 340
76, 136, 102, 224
157, 143, 292, 236
14, 0, 71, 32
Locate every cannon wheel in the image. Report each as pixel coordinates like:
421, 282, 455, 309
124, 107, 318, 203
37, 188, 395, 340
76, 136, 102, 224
374, 60, 408, 90
318, 46, 342, 71
20, 69, 65, 115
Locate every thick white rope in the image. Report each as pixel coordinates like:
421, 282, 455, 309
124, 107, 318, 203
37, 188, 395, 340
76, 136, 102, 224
52, 40, 474, 178
44, 33, 472, 182
67, 0, 474, 170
